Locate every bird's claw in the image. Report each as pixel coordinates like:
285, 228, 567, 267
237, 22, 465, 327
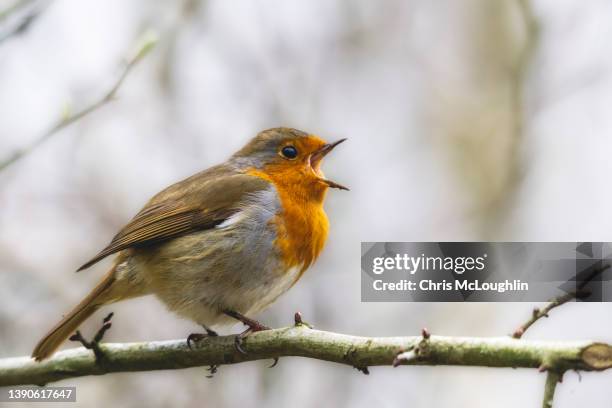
187, 333, 207, 350
69, 312, 114, 363
234, 331, 249, 355
224, 309, 272, 355
187, 327, 218, 350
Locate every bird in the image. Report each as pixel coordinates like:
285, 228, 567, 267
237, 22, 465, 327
32, 127, 347, 361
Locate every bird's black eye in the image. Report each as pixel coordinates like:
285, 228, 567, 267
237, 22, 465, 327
281, 145, 298, 159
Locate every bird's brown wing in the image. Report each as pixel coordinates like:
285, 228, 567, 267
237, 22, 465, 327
77, 172, 271, 271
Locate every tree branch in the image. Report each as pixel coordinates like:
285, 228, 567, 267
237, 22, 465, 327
541, 370, 562, 408
0, 29, 158, 173
1, 326, 611, 386
512, 264, 610, 339
0, 0, 48, 44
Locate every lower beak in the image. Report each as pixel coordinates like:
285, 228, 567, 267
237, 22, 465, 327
310, 138, 349, 191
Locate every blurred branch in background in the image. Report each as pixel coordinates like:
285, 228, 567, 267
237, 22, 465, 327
428, 0, 539, 238
0, 29, 159, 173
504, 0, 539, 203
1, 326, 611, 396
474, 0, 537, 234
503, 0, 539, 206
512, 0, 539, 139
0, 0, 49, 44
157, 0, 201, 94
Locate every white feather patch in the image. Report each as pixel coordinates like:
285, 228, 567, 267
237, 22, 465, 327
215, 211, 246, 229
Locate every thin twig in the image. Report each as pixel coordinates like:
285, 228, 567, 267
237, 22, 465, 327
0, 0, 36, 21
0, 30, 158, 173
512, 264, 610, 338
1, 327, 612, 386
0, 0, 48, 44
542, 371, 562, 408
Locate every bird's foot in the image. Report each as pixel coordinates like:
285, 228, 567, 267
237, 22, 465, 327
224, 310, 270, 354
69, 312, 114, 364
186, 326, 220, 376
224, 310, 270, 333
232, 326, 269, 355
206, 364, 219, 378
223, 310, 278, 367
187, 327, 218, 350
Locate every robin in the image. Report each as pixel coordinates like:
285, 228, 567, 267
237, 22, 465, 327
32, 127, 347, 361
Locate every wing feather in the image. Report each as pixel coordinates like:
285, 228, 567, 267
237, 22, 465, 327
77, 172, 270, 271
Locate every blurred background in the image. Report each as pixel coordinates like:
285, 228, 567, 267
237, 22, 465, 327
1, 0, 612, 406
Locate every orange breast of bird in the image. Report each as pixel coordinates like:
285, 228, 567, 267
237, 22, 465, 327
247, 166, 330, 281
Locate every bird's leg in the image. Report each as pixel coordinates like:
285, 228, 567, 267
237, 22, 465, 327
69, 312, 114, 364
224, 310, 270, 332
187, 325, 218, 350
186, 326, 220, 377
223, 310, 272, 355
224, 310, 279, 367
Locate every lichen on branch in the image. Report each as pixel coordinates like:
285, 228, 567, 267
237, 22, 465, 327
1, 326, 611, 387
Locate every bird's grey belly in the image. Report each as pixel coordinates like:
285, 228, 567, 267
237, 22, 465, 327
130, 188, 297, 327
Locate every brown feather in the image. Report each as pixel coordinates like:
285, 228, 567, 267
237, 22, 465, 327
31, 270, 116, 361
77, 171, 271, 271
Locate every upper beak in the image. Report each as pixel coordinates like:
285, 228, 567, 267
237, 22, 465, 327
310, 138, 349, 191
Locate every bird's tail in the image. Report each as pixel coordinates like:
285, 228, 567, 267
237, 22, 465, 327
31, 270, 117, 361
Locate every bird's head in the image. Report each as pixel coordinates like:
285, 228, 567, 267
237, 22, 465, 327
233, 128, 348, 197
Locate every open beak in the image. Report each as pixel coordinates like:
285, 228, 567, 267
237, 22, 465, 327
309, 138, 349, 191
